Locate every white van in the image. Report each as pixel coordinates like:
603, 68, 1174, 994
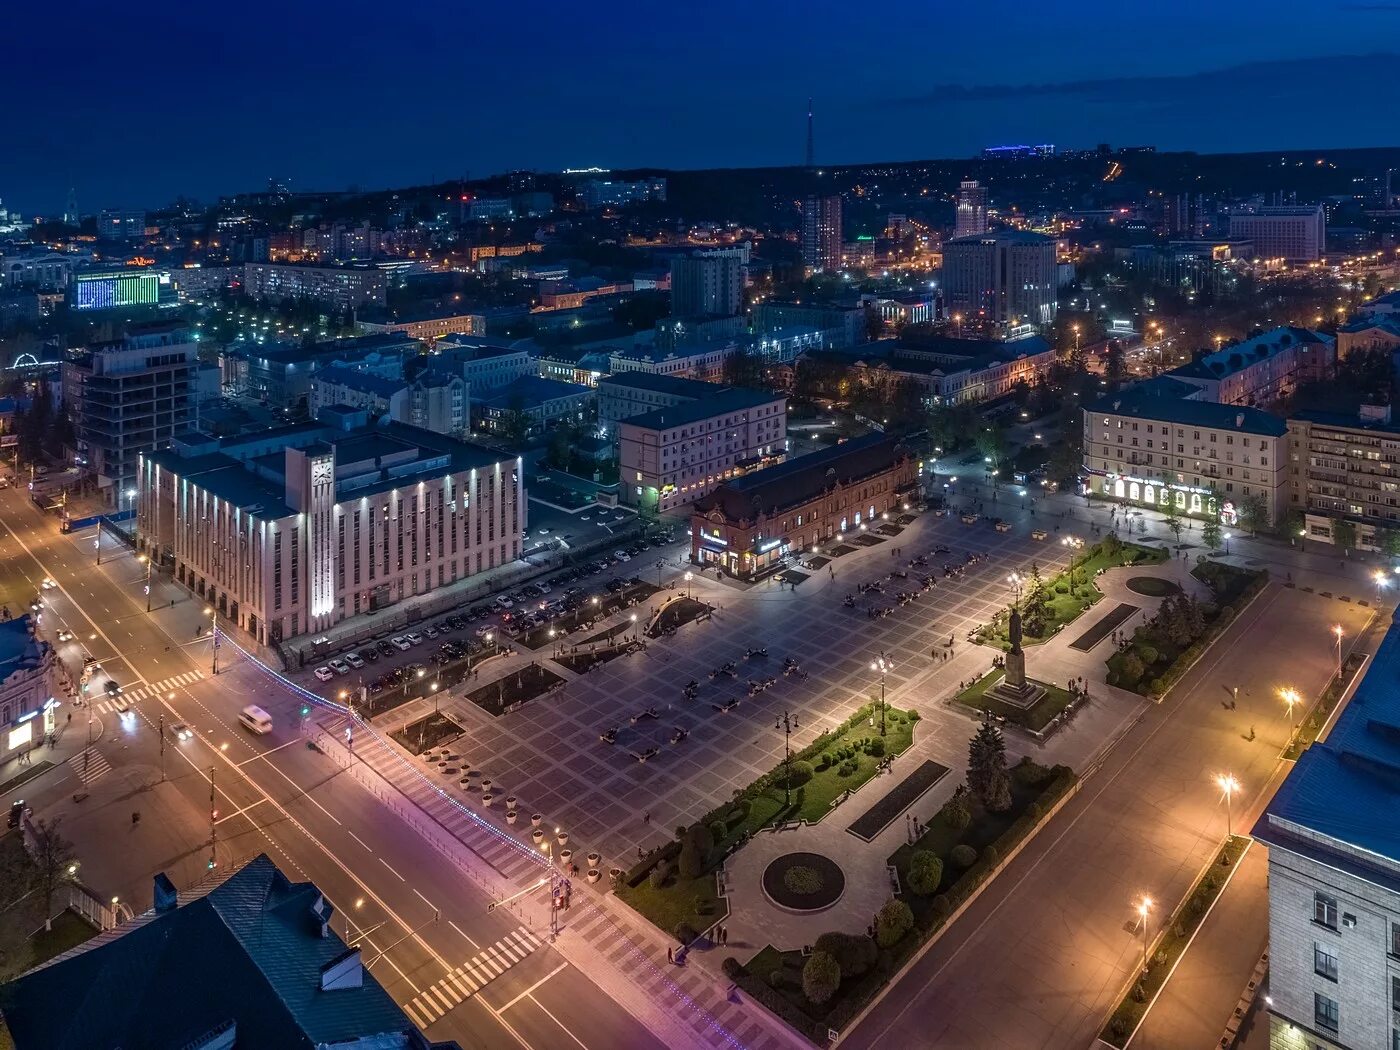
238, 705, 273, 735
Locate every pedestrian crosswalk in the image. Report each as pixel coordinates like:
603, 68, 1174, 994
90, 670, 207, 714
69, 747, 110, 786
402, 926, 543, 1028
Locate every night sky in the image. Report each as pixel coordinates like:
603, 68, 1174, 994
5, 0, 1400, 213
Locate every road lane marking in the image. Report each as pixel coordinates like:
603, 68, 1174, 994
379, 858, 406, 881
497, 962, 568, 1012
529, 994, 591, 1050
215, 798, 266, 825
237, 736, 304, 764
448, 919, 481, 949
348, 830, 373, 851
413, 888, 436, 909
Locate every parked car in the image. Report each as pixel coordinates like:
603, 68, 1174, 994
424, 625, 439, 639
493, 596, 514, 610
537, 581, 552, 594
447, 615, 467, 630
391, 636, 411, 651
344, 652, 364, 669
377, 640, 396, 657
362, 648, 380, 663
405, 632, 424, 646
329, 658, 351, 675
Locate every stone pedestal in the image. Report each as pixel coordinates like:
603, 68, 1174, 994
989, 635, 1045, 710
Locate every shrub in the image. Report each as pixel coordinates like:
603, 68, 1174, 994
839, 759, 859, 777
875, 898, 914, 948
982, 845, 1000, 867
814, 931, 878, 979
1136, 644, 1159, 667
908, 710, 920, 722
674, 921, 697, 945
950, 844, 977, 869
650, 859, 672, 888
930, 894, 952, 922
1013, 757, 1052, 786
768, 968, 786, 989
783, 865, 823, 895
801, 950, 842, 1005
940, 787, 972, 831
777, 760, 815, 790
1054, 581, 1069, 594
709, 821, 726, 845
867, 736, 886, 758
678, 822, 714, 879
722, 956, 743, 979
906, 850, 944, 896
731, 799, 751, 822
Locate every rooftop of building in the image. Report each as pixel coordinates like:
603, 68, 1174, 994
945, 229, 1055, 246
620, 387, 783, 431
1290, 407, 1400, 435
1168, 326, 1332, 381
1364, 289, 1400, 309
1089, 383, 1289, 436
0, 615, 46, 681
597, 372, 728, 398
432, 335, 530, 359
694, 432, 908, 523
311, 364, 404, 399
357, 303, 486, 324
147, 419, 512, 519
478, 375, 591, 409
240, 331, 418, 366
1254, 612, 1400, 880
0, 855, 417, 1050
610, 342, 731, 363
1339, 316, 1400, 334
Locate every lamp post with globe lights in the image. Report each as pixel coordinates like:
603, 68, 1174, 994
1215, 773, 1241, 839
870, 652, 892, 737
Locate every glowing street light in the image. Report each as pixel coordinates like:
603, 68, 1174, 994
1215, 773, 1241, 838
1007, 572, 1023, 607
683, 570, 693, 599
870, 652, 893, 737
1136, 897, 1153, 975
1333, 623, 1344, 679
1280, 687, 1301, 731
1375, 571, 1389, 602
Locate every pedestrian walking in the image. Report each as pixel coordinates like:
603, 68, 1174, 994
642, 810, 651, 825
667, 947, 673, 963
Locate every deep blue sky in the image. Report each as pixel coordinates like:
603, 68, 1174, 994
5, 0, 1400, 214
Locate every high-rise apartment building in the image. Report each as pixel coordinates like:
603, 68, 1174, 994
97, 209, 146, 241
802, 195, 843, 273
1228, 205, 1326, 263
943, 230, 1058, 326
670, 254, 744, 318
954, 180, 988, 237
64, 325, 208, 503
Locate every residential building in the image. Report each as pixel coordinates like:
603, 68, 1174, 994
432, 336, 533, 393
814, 333, 1057, 405
308, 365, 405, 420
577, 177, 667, 210
691, 433, 918, 579
597, 372, 729, 427
0, 615, 57, 767
1252, 612, 1400, 1050
618, 388, 786, 513
954, 180, 988, 237
0, 854, 456, 1050
405, 370, 469, 437
1358, 290, 1400, 319
1228, 205, 1326, 263
1336, 317, 1400, 361
1167, 327, 1335, 406
802, 195, 843, 273
654, 315, 746, 352
137, 413, 523, 645
97, 208, 145, 240
1082, 379, 1288, 525
64, 324, 203, 503
235, 332, 415, 414
473, 376, 592, 440
1287, 405, 1400, 550
242, 262, 387, 310
943, 230, 1058, 326
535, 277, 631, 311
609, 342, 731, 381
752, 300, 866, 348
670, 254, 744, 318
356, 306, 486, 346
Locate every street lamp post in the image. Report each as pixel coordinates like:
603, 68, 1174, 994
1215, 773, 1240, 839
684, 571, 693, 599
1136, 897, 1153, 976
870, 652, 892, 737
139, 554, 153, 613
1223, 531, 1231, 556
1280, 687, 1300, 733
1007, 572, 1023, 608
1375, 571, 1388, 604
775, 710, 799, 807
95, 519, 103, 565
1333, 623, 1344, 680
205, 607, 219, 675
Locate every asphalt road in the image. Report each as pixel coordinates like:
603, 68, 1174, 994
0, 488, 662, 1050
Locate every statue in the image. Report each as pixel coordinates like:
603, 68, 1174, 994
1008, 604, 1023, 656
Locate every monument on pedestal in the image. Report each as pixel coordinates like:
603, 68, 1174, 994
989, 605, 1046, 709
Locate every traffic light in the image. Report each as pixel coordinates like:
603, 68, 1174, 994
300, 705, 310, 717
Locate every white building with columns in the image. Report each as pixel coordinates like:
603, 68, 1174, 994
136, 409, 523, 646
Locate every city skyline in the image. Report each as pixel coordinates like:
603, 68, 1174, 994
5, 0, 1400, 211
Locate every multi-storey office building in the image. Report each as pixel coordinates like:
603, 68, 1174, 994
802, 195, 843, 273
242, 262, 387, 310
137, 413, 523, 646
1082, 380, 1288, 525
63, 324, 205, 502
234, 332, 416, 413
953, 179, 988, 237
355, 306, 486, 346
1287, 406, 1400, 550
1253, 614, 1400, 1050
942, 230, 1057, 326
691, 433, 917, 579
618, 388, 786, 513
1228, 205, 1326, 263
670, 254, 744, 318
597, 372, 728, 428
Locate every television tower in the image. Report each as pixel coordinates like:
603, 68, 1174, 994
805, 98, 815, 170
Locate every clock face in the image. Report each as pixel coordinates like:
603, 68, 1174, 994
312, 460, 332, 484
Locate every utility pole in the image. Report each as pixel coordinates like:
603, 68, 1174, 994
158, 714, 165, 782
95, 519, 102, 565
207, 765, 218, 871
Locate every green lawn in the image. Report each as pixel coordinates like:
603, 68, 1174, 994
953, 671, 1078, 732
29, 909, 98, 968
978, 539, 1167, 650
618, 704, 917, 938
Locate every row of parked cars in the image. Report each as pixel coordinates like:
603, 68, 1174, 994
312, 611, 491, 682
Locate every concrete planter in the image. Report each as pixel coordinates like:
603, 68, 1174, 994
559, 848, 573, 867
556, 831, 569, 847
481, 793, 494, 807
586, 852, 600, 868
531, 814, 543, 828
506, 810, 518, 825
505, 796, 517, 810
531, 829, 545, 846
587, 868, 601, 884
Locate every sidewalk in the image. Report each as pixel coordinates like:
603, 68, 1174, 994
1130, 842, 1269, 1050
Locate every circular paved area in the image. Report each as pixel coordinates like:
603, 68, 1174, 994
1126, 576, 1182, 597
761, 851, 845, 912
